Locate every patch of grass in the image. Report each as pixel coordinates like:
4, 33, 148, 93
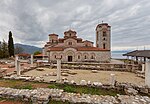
0, 97, 32, 104
13, 84, 33, 90
63, 85, 76, 93
47, 83, 122, 96
22, 84, 33, 90
48, 84, 58, 89
0, 79, 124, 96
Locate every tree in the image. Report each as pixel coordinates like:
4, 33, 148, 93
14, 46, 24, 54
34, 51, 41, 55
8, 31, 14, 57
1, 40, 9, 58
0, 41, 2, 58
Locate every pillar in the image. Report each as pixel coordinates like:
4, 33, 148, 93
17, 61, 21, 76
145, 61, 150, 87
110, 73, 115, 86
142, 64, 145, 73
15, 55, 18, 72
31, 54, 33, 66
57, 59, 61, 81
42, 49, 45, 60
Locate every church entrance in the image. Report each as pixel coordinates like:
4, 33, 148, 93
68, 56, 72, 62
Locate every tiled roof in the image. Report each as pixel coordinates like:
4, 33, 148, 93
123, 50, 150, 58
17, 53, 30, 56
77, 47, 109, 51
47, 47, 109, 51
49, 33, 58, 36
47, 47, 64, 51
34, 54, 48, 57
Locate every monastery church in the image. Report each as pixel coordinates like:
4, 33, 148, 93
43, 23, 111, 63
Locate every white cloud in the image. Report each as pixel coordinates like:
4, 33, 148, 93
0, 0, 150, 51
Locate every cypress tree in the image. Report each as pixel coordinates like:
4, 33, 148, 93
8, 31, 14, 57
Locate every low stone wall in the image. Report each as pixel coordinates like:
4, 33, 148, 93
3, 75, 150, 97
0, 87, 150, 104
48, 63, 141, 73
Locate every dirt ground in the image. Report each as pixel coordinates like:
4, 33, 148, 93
24, 68, 144, 85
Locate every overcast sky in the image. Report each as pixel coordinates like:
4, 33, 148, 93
0, 0, 150, 50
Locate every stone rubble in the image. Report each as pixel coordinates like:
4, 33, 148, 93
0, 87, 150, 104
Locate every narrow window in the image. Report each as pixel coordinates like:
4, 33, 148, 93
78, 55, 80, 59
85, 55, 87, 59
91, 56, 94, 59
103, 43, 106, 49
103, 32, 107, 37
55, 55, 56, 59
68, 42, 72, 45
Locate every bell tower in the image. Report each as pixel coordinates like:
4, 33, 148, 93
96, 23, 111, 50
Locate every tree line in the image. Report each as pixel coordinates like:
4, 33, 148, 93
0, 31, 24, 59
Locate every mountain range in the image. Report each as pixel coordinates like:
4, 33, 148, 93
14, 43, 42, 54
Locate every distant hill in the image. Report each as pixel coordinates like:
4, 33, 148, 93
14, 43, 42, 54
112, 50, 130, 53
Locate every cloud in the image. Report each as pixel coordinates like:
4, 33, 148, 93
0, 0, 150, 50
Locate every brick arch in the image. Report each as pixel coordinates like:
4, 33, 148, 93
83, 53, 89, 60
64, 48, 77, 62
52, 52, 58, 60
90, 53, 96, 59
77, 52, 82, 61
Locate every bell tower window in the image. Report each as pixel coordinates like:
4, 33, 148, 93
103, 31, 107, 37
68, 42, 72, 45
103, 43, 106, 49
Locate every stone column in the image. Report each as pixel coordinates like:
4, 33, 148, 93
15, 55, 18, 73
31, 54, 33, 66
42, 49, 45, 60
145, 61, 150, 87
110, 73, 115, 86
142, 64, 145, 73
17, 61, 21, 76
57, 59, 61, 81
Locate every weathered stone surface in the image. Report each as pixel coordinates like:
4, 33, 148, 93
80, 80, 87, 85
125, 88, 138, 95
0, 86, 149, 104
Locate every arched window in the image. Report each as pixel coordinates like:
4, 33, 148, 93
52, 39, 54, 43
103, 43, 106, 49
69, 33, 71, 36
103, 32, 107, 37
68, 42, 72, 45
91, 55, 94, 59
78, 55, 80, 59
85, 55, 87, 59
103, 38, 106, 41
55, 55, 56, 59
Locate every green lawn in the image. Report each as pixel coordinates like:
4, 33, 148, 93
0, 78, 124, 96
